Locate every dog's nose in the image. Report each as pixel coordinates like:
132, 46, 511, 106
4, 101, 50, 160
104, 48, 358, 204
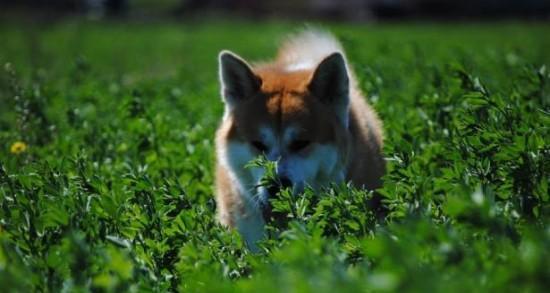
279, 176, 292, 189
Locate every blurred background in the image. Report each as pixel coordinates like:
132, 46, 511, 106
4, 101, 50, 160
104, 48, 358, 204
1, 0, 550, 22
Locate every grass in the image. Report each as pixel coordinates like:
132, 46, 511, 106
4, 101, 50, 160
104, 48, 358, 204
0, 20, 549, 292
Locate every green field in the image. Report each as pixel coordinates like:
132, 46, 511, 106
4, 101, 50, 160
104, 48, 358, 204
0, 21, 549, 292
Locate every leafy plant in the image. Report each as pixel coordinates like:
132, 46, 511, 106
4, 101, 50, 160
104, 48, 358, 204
0, 21, 548, 292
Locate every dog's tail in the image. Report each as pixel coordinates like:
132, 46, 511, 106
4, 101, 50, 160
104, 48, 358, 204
276, 28, 361, 95
276, 29, 346, 71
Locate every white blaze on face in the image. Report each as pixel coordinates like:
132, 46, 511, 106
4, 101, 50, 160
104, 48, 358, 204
259, 126, 342, 193
222, 124, 343, 208
260, 127, 280, 161
277, 144, 341, 192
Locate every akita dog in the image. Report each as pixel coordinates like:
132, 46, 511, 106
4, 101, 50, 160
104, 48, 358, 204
215, 30, 385, 250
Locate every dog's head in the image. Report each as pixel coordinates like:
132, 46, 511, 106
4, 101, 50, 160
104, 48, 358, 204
218, 51, 350, 205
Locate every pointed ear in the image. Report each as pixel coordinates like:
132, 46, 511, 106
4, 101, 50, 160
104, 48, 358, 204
218, 51, 261, 108
308, 52, 350, 125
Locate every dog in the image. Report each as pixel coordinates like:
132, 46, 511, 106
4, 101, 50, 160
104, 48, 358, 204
214, 30, 385, 250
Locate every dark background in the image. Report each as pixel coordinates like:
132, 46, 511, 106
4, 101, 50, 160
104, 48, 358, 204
1, 0, 550, 22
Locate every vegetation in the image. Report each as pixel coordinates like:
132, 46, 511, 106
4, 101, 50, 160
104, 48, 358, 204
0, 21, 549, 292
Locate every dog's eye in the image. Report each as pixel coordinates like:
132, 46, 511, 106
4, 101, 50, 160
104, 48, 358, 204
289, 140, 310, 152
251, 140, 268, 152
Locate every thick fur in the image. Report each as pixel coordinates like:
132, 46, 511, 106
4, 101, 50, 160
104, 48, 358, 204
215, 30, 385, 250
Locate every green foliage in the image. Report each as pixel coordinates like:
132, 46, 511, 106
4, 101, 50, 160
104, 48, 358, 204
0, 21, 549, 292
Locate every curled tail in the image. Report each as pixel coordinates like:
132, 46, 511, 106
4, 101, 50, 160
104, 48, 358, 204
276, 29, 346, 71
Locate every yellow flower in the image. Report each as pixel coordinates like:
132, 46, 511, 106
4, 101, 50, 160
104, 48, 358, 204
10, 141, 27, 154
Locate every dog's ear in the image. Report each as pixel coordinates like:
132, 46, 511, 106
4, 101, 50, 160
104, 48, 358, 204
308, 52, 350, 125
219, 51, 261, 108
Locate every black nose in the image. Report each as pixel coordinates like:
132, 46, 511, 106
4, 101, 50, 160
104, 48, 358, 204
279, 176, 292, 189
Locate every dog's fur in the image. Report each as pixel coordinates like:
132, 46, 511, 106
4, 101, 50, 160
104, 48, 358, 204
215, 30, 384, 250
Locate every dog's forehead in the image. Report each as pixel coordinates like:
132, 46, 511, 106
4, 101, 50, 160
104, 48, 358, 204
256, 68, 312, 93
265, 93, 310, 118
256, 68, 315, 118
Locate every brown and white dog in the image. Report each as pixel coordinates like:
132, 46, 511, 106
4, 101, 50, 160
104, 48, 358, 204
215, 30, 385, 250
